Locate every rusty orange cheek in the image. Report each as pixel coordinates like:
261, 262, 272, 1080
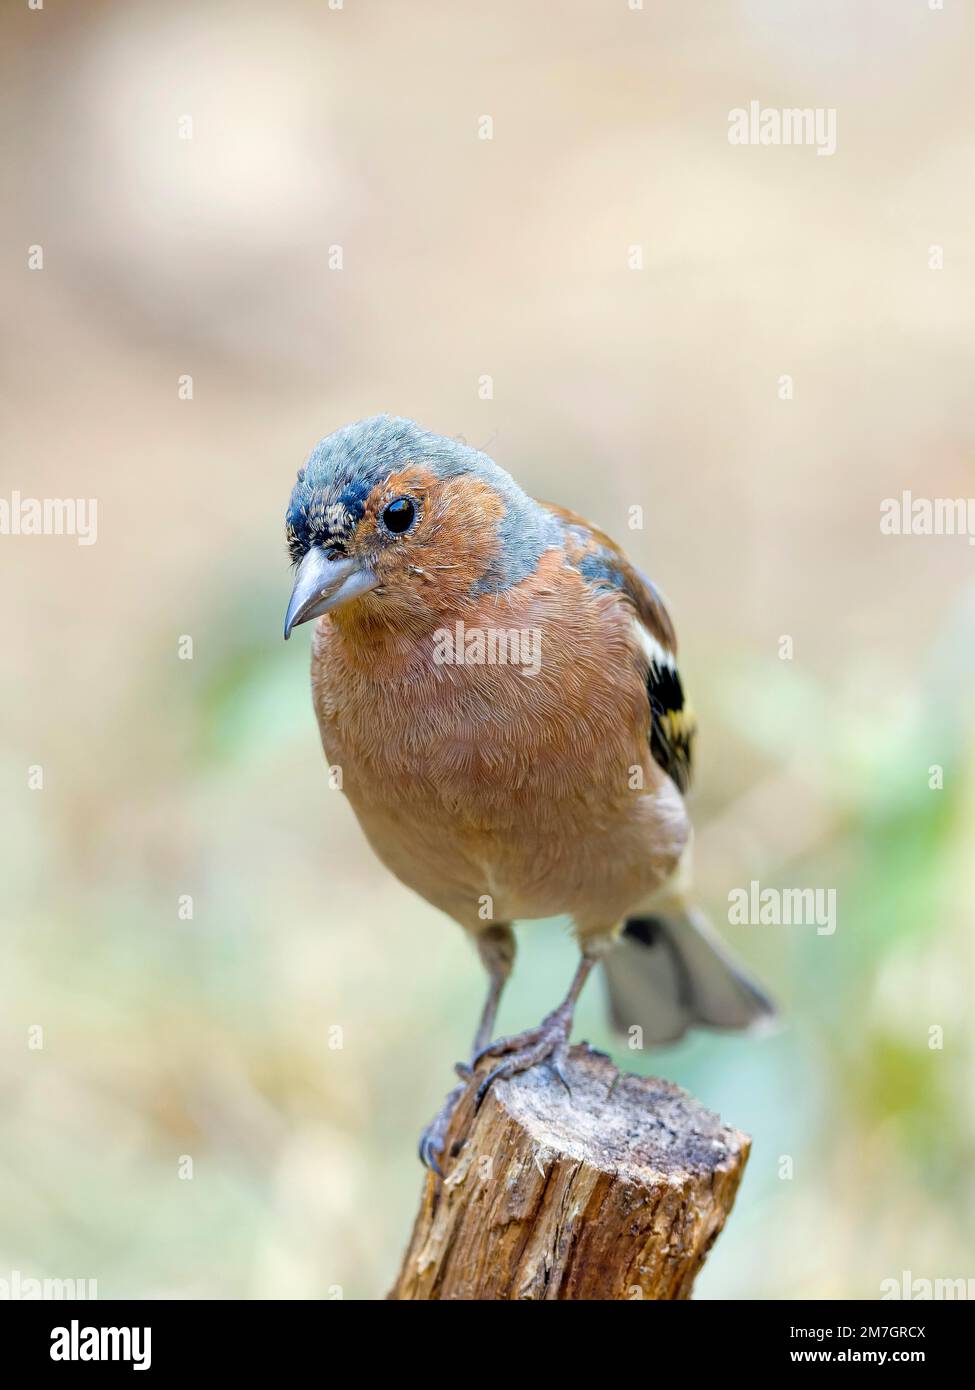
361, 466, 506, 570
428, 475, 506, 567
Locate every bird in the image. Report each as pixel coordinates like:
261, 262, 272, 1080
282, 415, 775, 1172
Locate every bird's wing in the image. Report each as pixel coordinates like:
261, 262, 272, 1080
542, 502, 696, 793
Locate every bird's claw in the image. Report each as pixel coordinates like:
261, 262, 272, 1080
472, 1007, 574, 1110
417, 1081, 467, 1176
417, 1131, 444, 1177
548, 1058, 573, 1097
423, 1008, 575, 1163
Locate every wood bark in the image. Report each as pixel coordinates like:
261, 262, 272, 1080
390, 1043, 749, 1300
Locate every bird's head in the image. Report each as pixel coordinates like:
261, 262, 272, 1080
283, 416, 558, 639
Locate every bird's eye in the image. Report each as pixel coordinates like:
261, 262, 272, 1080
381, 497, 416, 534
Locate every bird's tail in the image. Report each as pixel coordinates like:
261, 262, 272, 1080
602, 906, 777, 1046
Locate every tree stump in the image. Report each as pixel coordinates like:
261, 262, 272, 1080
390, 1044, 750, 1300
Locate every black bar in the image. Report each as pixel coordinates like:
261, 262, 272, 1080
0, 1297, 967, 1376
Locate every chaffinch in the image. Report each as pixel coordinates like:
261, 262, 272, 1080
283, 416, 774, 1171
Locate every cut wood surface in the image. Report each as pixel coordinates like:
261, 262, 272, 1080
390, 1043, 750, 1300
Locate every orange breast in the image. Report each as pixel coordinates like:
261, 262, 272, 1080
310, 549, 689, 931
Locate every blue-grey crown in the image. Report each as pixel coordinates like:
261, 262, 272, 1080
286, 415, 561, 594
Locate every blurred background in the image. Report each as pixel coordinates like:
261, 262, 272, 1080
1, 0, 973, 1299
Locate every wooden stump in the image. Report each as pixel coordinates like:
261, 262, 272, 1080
390, 1044, 750, 1300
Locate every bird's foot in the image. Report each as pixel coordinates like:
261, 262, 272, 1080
417, 1080, 468, 1176
470, 1004, 574, 1110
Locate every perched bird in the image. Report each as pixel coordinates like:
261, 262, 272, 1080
283, 416, 774, 1170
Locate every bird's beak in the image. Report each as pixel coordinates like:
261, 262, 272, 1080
283, 547, 379, 639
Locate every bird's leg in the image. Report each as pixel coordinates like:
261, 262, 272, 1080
463, 960, 509, 1071
471, 953, 598, 1109
418, 924, 514, 1173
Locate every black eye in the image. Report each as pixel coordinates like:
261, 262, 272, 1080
382, 497, 416, 534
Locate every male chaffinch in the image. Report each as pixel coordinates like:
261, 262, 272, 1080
283, 416, 774, 1171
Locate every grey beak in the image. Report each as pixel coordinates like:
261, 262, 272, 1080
283, 547, 379, 638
